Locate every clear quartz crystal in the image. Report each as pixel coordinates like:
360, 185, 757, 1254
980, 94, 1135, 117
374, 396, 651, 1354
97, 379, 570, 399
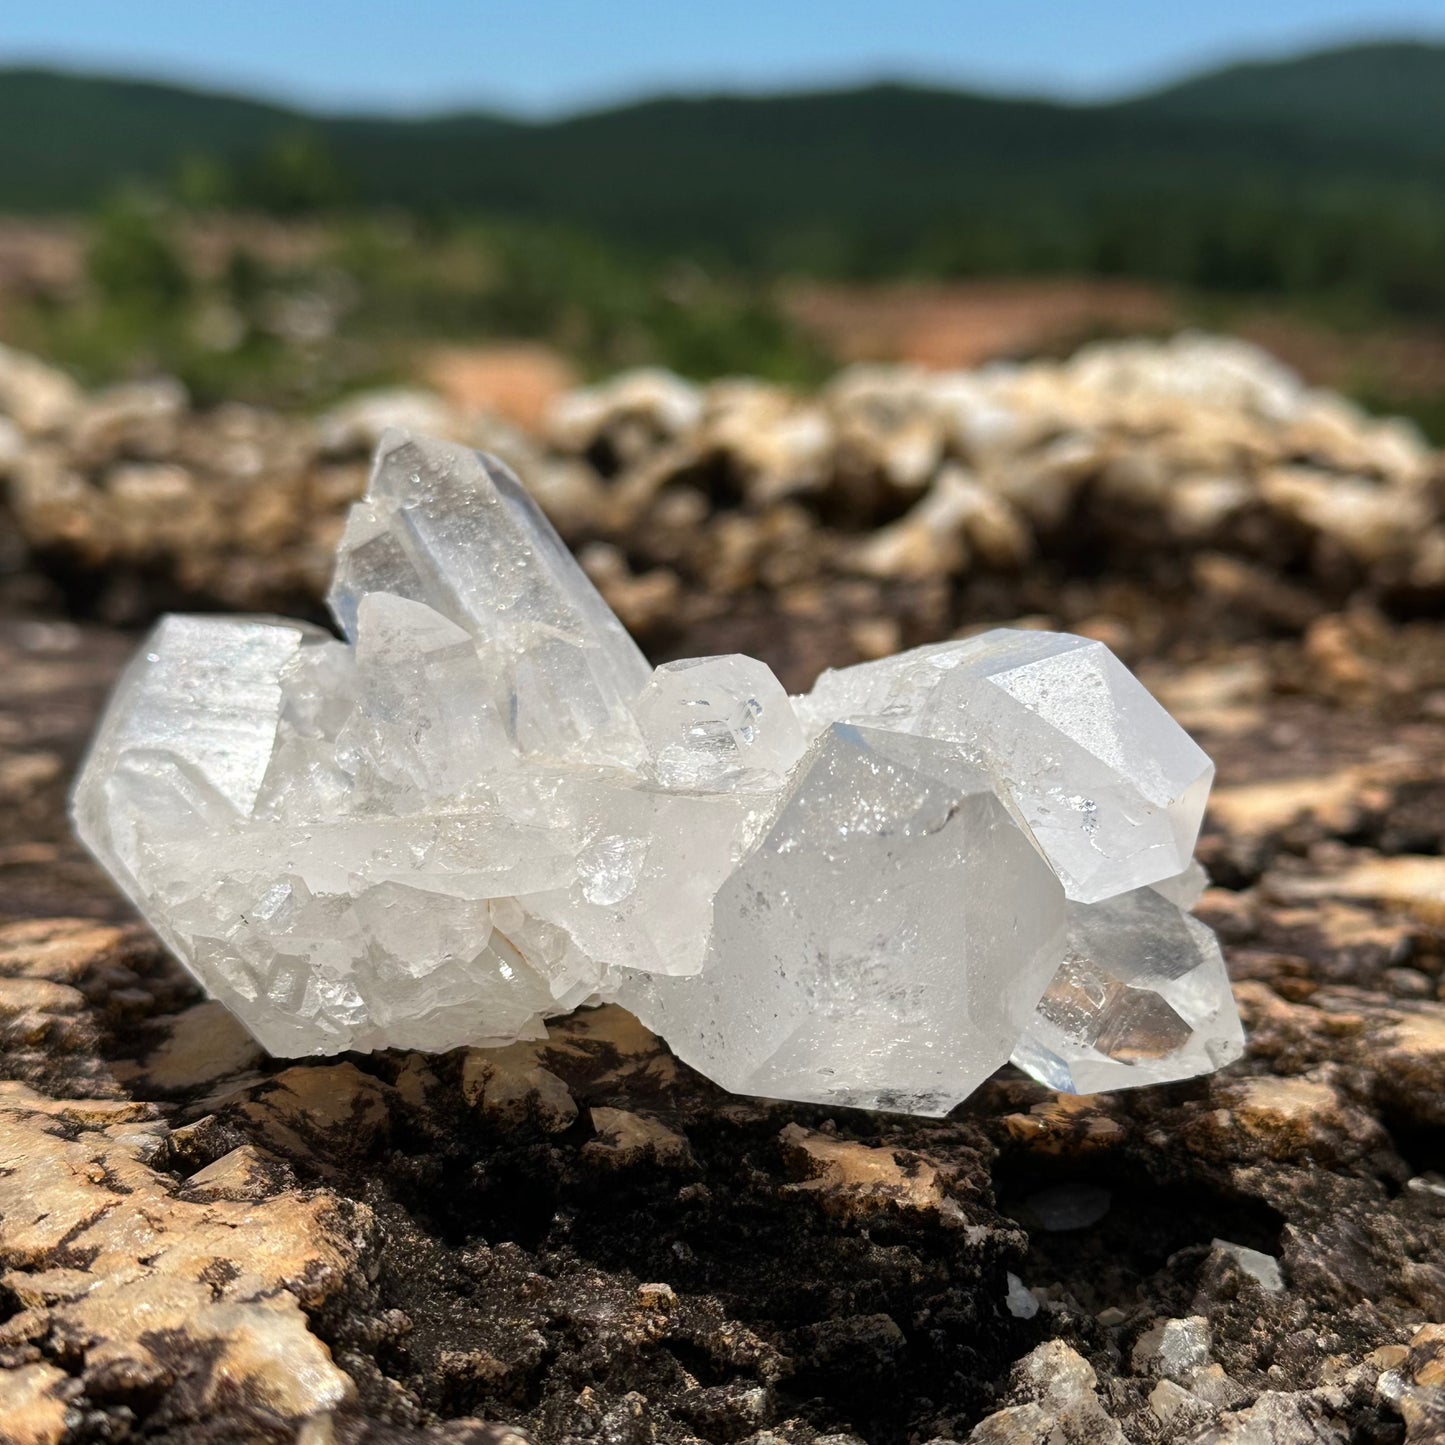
73, 430, 1242, 1113
329, 430, 650, 762
798, 630, 1214, 904
634, 654, 807, 788
1009, 874, 1245, 1095
617, 723, 1068, 1114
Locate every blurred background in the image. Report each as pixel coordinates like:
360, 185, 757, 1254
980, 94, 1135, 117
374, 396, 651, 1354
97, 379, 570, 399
1, 0, 1443, 430
3, 0, 1445, 691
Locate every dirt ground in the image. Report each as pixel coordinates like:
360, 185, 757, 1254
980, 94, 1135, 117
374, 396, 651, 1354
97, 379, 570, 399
784, 280, 1177, 371
2, 597, 1444, 1444
2, 319, 1444, 1442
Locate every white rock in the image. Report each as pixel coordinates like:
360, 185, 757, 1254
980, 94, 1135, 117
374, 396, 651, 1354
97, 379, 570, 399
1011, 878, 1244, 1094
74, 430, 1241, 1111
1005, 1273, 1039, 1319
1211, 1238, 1286, 1292
1132, 1316, 1213, 1381
0, 342, 82, 434
315, 388, 457, 456
1190, 1390, 1347, 1444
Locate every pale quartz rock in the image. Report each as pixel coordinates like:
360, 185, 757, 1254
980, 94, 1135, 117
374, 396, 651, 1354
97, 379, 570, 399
523, 778, 780, 979
73, 614, 322, 895
328, 430, 650, 763
797, 630, 1214, 904
1010, 874, 1245, 1095
1149, 858, 1210, 910
634, 654, 807, 789
73, 429, 1241, 1113
617, 723, 1068, 1115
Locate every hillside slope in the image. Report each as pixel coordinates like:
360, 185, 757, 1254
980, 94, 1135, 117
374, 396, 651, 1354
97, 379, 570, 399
0, 41, 1440, 272
1134, 39, 1445, 161
0, 69, 301, 209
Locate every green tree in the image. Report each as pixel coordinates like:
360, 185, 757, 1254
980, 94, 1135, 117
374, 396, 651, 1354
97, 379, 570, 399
87, 196, 189, 313
173, 152, 236, 211
237, 132, 350, 215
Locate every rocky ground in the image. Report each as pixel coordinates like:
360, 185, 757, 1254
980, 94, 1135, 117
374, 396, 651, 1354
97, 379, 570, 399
2, 337, 1445, 1444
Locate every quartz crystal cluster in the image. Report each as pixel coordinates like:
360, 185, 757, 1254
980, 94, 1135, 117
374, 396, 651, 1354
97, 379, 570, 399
74, 431, 1243, 1115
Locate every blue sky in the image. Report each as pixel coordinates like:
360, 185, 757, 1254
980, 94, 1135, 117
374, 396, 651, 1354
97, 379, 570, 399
2, 0, 1443, 115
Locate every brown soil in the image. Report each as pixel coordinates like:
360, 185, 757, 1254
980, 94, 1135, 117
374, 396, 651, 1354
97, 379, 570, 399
2, 605, 1445, 1444
422, 346, 579, 432
784, 279, 1179, 369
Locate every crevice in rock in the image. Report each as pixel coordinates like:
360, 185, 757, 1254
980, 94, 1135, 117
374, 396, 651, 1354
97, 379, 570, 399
993, 1151, 1287, 1322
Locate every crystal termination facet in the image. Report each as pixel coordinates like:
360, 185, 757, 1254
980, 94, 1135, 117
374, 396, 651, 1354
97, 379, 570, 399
73, 430, 1243, 1115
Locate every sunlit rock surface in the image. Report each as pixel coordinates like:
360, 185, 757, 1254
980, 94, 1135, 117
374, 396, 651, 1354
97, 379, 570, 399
73, 430, 1241, 1112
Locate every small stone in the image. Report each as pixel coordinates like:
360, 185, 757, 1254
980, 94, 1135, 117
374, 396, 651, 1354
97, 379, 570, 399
636, 1282, 677, 1312
1212, 1238, 1286, 1292
1005, 1273, 1039, 1319
1133, 1316, 1213, 1380
1150, 1377, 1216, 1430
1191, 1390, 1347, 1444
0, 342, 82, 434
1187, 1363, 1250, 1410
967, 1340, 1126, 1444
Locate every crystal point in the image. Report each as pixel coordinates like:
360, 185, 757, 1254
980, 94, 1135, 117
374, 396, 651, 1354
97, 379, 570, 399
1010, 877, 1245, 1094
801, 629, 1214, 902
73, 431, 1241, 1110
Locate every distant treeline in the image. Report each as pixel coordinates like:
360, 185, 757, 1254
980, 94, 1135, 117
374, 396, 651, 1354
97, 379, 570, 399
4, 40, 1445, 318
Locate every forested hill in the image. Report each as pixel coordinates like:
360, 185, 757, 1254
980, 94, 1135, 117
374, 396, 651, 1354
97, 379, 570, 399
1123, 40, 1445, 160
1, 39, 1443, 276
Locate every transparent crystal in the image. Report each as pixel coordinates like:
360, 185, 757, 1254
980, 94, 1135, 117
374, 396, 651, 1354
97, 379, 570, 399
73, 430, 1240, 1110
634, 654, 807, 789
618, 723, 1068, 1114
329, 430, 650, 762
1010, 873, 1245, 1094
799, 630, 1214, 903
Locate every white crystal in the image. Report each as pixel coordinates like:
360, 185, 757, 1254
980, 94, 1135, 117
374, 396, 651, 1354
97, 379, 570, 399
329, 430, 650, 762
798, 630, 1214, 903
1005, 1273, 1040, 1319
634, 654, 806, 789
1009, 876, 1245, 1094
1210, 1239, 1285, 1293
617, 723, 1067, 1114
73, 430, 1241, 1113
523, 777, 776, 979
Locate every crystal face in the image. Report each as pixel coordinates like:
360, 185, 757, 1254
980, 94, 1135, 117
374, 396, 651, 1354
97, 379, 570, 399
618, 724, 1068, 1114
73, 429, 1242, 1113
1010, 870, 1244, 1095
329, 429, 651, 763
797, 630, 1215, 904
